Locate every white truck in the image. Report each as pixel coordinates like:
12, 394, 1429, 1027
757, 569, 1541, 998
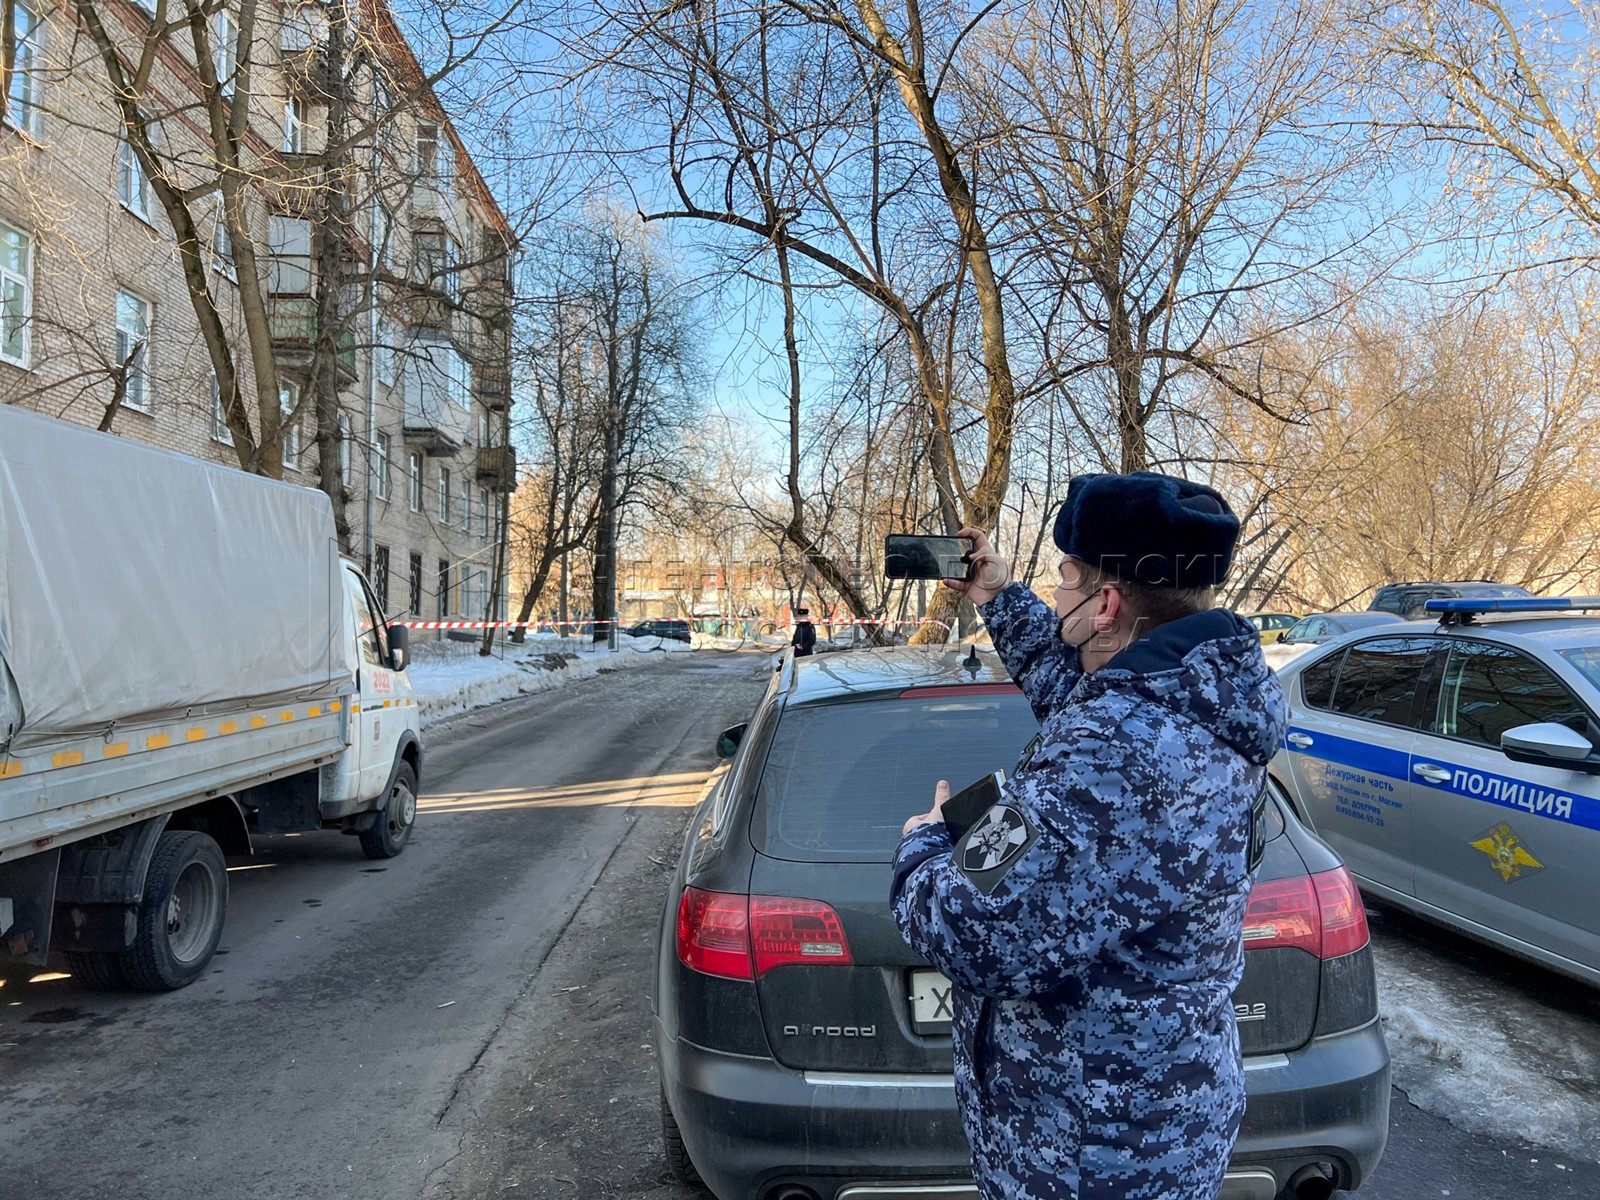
0, 405, 422, 990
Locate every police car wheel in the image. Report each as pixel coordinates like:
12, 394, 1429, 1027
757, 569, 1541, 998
660, 1092, 703, 1188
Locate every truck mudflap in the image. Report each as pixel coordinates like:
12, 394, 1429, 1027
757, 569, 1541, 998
0, 848, 62, 963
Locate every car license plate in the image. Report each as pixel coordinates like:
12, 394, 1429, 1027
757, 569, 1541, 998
910, 970, 954, 1023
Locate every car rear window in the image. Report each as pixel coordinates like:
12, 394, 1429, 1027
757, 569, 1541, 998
751, 692, 1039, 862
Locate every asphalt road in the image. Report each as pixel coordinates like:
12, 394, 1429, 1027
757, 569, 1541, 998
3, 649, 1598, 1200
0, 651, 771, 1199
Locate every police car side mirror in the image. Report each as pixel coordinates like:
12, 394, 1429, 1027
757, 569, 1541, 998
716, 723, 748, 759
1501, 723, 1600, 773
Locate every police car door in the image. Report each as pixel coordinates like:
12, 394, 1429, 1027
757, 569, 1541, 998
1408, 638, 1600, 972
1284, 636, 1433, 895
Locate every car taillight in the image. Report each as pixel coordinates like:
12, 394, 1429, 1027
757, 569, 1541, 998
676, 887, 853, 980
751, 896, 853, 974
677, 887, 753, 980
1243, 866, 1369, 959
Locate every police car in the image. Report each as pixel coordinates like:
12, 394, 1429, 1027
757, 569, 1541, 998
1270, 596, 1600, 986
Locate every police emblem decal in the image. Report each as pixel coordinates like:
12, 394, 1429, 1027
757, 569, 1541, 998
961, 806, 1031, 874
1469, 821, 1544, 883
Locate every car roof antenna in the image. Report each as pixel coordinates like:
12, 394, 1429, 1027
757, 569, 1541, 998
963, 645, 982, 681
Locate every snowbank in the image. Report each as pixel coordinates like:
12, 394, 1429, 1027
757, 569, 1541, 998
1374, 937, 1600, 1160
405, 633, 691, 727
1263, 642, 1316, 673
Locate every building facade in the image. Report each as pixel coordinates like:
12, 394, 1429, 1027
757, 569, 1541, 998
0, 0, 516, 626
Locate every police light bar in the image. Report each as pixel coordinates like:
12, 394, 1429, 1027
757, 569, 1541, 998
1425, 596, 1600, 624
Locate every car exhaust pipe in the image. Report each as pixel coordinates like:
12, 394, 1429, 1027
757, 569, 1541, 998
1287, 1164, 1335, 1200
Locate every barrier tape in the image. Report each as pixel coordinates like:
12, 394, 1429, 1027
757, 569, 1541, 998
394, 616, 953, 631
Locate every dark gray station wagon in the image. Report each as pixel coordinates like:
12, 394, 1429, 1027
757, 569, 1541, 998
654, 647, 1389, 1200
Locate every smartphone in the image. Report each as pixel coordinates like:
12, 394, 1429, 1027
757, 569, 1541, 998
940, 770, 1006, 842
885, 534, 974, 581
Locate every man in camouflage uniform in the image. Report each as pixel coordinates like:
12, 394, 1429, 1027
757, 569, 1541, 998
892, 472, 1288, 1200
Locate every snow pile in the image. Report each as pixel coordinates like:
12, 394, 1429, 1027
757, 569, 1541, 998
405, 633, 689, 727
1374, 944, 1600, 1160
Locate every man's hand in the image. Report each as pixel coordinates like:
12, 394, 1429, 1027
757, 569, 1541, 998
944, 528, 1012, 607
903, 779, 952, 836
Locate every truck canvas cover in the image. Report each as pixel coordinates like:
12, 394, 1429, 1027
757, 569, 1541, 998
0, 405, 350, 752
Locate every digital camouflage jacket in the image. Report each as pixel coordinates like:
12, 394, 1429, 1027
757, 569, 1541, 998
892, 583, 1289, 1200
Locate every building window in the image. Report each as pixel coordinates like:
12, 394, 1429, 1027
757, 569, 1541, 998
461, 478, 470, 530
212, 209, 236, 281
118, 131, 150, 217
213, 9, 237, 98
479, 487, 489, 538
438, 465, 451, 523
407, 451, 422, 511
417, 122, 452, 190
114, 290, 151, 412
374, 315, 394, 385
408, 552, 423, 615
437, 557, 450, 618
5, 1, 43, 136
414, 228, 457, 299
0, 220, 32, 366
374, 431, 391, 500
338, 411, 351, 486
279, 381, 300, 469
283, 97, 304, 153
209, 373, 233, 444
267, 214, 312, 294
373, 545, 390, 612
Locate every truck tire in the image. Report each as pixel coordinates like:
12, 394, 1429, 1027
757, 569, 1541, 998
123, 831, 229, 992
64, 950, 130, 991
660, 1091, 703, 1188
359, 761, 417, 860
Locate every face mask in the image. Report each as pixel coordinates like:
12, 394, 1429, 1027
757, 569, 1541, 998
1055, 591, 1100, 649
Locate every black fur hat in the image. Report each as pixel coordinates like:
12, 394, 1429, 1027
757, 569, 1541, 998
1052, 472, 1239, 588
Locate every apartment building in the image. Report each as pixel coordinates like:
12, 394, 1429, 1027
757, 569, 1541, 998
0, 0, 517, 626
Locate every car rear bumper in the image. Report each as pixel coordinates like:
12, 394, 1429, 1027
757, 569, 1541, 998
1231, 1017, 1391, 1194
658, 1016, 1389, 1200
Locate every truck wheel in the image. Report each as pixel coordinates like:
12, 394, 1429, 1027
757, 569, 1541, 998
360, 762, 417, 860
660, 1092, 703, 1188
64, 950, 130, 991
123, 831, 228, 992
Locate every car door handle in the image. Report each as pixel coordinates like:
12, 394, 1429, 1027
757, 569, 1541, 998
1286, 733, 1314, 749
1413, 763, 1453, 784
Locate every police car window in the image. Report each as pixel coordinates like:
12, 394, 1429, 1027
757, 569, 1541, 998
1327, 637, 1432, 727
1437, 642, 1589, 746
751, 693, 1038, 862
1558, 647, 1600, 692
1300, 651, 1342, 709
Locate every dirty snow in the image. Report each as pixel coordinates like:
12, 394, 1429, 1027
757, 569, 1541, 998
1372, 928, 1600, 1160
405, 633, 695, 727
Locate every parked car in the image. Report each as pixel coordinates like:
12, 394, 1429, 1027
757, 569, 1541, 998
625, 618, 694, 643
1248, 612, 1300, 644
1368, 581, 1532, 621
1281, 612, 1408, 646
655, 647, 1389, 1200
1271, 595, 1600, 987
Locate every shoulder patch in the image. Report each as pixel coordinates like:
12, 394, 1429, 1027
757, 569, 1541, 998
957, 804, 1038, 895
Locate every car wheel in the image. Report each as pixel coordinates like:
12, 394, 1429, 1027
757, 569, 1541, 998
360, 762, 418, 860
123, 830, 229, 991
660, 1091, 704, 1189
64, 950, 130, 991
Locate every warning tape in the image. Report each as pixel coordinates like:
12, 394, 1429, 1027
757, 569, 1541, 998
394, 616, 954, 631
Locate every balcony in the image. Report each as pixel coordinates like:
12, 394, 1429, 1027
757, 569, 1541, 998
402, 340, 473, 455
476, 368, 509, 410
268, 295, 357, 385
476, 444, 517, 492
